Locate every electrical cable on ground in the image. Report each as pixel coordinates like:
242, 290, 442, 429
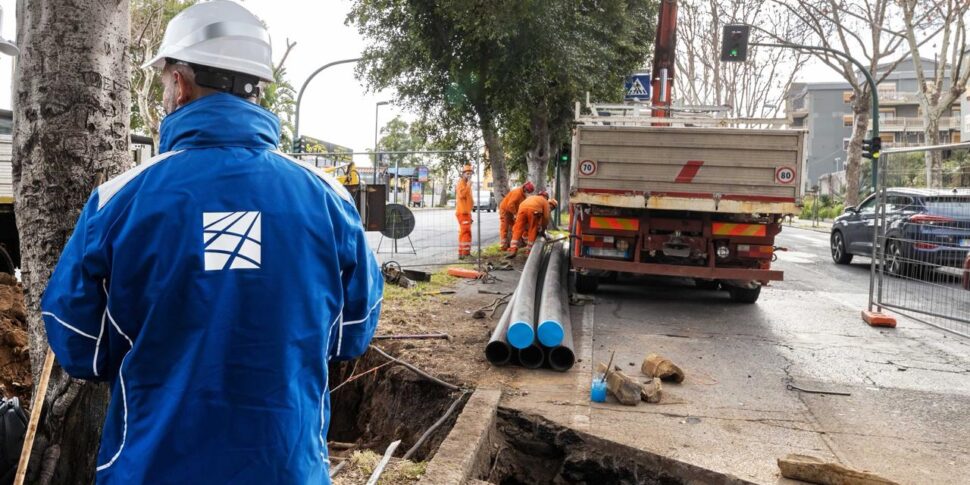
368, 345, 461, 391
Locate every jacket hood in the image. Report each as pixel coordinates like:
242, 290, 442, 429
159, 92, 281, 152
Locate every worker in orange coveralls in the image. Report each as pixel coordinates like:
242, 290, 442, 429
455, 164, 474, 258
498, 181, 535, 250
508, 192, 557, 255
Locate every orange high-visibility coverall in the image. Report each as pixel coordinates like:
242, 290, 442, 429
509, 195, 550, 252
498, 186, 529, 250
455, 177, 473, 257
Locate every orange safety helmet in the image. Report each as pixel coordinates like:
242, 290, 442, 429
523, 181, 535, 193
548, 198, 558, 209
462, 164, 474, 174
538, 190, 549, 199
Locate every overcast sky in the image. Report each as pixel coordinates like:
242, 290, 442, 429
0, 0, 888, 162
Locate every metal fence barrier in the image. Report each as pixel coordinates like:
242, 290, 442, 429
868, 142, 970, 337
287, 153, 497, 268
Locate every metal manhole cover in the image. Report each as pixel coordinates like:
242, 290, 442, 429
381, 204, 415, 239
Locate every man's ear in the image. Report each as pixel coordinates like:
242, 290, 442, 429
174, 70, 194, 107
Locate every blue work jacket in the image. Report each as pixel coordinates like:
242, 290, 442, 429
41, 93, 382, 484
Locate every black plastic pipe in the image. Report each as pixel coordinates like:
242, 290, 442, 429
517, 343, 545, 369
537, 242, 566, 347
506, 239, 547, 349
485, 293, 516, 366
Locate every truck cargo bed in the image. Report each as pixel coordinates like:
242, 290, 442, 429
570, 125, 805, 215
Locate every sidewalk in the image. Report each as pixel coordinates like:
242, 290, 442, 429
784, 217, 832, 234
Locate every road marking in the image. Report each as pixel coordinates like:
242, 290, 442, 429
782, 232, 828, 247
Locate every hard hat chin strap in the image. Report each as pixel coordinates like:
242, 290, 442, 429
194, 66, 261, 99
168, 57, 261, 99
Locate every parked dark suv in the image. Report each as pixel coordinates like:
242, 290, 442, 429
830, 188, 970, 276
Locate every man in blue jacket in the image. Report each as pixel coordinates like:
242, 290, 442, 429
40, 2, 382, 483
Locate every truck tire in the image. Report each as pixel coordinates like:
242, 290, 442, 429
728, 285, 761, 304
575, 273, 599, 294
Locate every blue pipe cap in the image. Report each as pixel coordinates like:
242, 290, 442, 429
537, 320, 564, 347
506, 321, 535, 349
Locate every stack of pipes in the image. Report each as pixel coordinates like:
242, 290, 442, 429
485, 238, 575, 371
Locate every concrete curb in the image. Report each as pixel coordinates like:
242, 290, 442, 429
418, 388, 501, 485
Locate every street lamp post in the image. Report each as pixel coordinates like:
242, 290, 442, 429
373, 100, 390, 185
292, 57, 361, 151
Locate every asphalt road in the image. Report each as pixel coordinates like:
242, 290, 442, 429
494, 225, 970, 484
365, 207, 501, 267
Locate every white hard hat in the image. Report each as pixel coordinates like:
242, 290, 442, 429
142, 1, 273, 82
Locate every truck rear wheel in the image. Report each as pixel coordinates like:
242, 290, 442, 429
575, 273, 599, 294
728, 285, 761, 304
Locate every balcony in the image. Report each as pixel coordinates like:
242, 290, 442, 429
876, 116, 959, 132
877, 91, 921, 105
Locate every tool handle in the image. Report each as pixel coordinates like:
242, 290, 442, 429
14, 348, 55, 485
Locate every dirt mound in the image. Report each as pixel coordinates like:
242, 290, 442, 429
0, 273, 31, 405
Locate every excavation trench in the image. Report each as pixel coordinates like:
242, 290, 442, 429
477, 408, 749, 485
327, 349, 467, 465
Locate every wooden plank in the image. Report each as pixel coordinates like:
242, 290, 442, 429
580, 127, 802, 151
579, 146, 800, 167
595, 362, 640, 406
578, 178, 798, 198
777, 454, 899, 485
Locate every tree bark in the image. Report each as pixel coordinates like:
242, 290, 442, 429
14, 0, 130, 482
923, 115, 943, 187
526, 109, 551, 192
479, 114, 510, 200
844, 95, 870, 207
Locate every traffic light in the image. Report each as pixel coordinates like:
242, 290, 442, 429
861, 137, 882, 160
559, 144, 570, 167
720, 25, 750, 62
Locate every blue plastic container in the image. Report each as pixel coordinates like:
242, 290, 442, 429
590, 378, 607, 403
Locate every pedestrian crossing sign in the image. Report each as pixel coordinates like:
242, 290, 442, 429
624, 74, 651, 101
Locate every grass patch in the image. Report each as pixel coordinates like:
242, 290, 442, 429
480, 242, 506, 258
382, 267, 462, 304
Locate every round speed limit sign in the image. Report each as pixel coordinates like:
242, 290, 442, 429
579, 159, 597, 176
775, 166, 796, 184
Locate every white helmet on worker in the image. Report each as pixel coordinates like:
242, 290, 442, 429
142, 0, 274, 82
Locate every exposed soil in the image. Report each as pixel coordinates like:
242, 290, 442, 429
482, 408, 747, 485
326, 256, 520, 483
0, 273, 31, 405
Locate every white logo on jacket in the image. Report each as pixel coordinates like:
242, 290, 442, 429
203, 211, 262, 270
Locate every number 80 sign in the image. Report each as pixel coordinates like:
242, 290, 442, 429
775, 166, 795, 185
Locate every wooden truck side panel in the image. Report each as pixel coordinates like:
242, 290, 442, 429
571, 125, 805, 214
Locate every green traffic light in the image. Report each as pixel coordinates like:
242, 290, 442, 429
561, 155, 569, 161
730, 48, 738, 57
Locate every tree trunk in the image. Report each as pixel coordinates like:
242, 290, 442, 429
844, 96, 871, 207
923, 116, 943, 187
14, 0, 130, 482
479, 113, 509, 201
526, 109, 551, 192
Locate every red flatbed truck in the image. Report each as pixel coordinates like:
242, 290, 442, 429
568, 104, 805, 303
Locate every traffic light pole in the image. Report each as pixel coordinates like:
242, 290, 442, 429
752, 42, 879, 190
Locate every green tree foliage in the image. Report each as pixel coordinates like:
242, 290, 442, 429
377, 116, 427, 167
130, 0, 198, 144
347, 0, 655, 197
260, 40, 298, 150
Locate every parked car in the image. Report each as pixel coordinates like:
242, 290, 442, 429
831, 188, 970, 276
472, 190, 497, 212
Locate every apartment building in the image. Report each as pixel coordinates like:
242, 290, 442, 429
787, 57, 959, 190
